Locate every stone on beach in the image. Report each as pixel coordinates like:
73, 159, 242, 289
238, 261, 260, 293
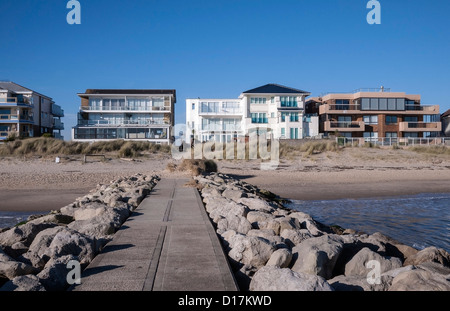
404, 246, 450, 267
0, 275, 46, 292
249, 266, 333, 291
344, 247, 402, 277
291, 234, 344, 280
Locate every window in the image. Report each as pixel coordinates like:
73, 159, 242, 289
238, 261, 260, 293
340, 132, 353, 138
424, 115, 439, 122
363, 115, 378, 125
386, 132, 398, 138
281, 128, 285, 137
271, 97, 274, 104
280, 96, 298, 108
290, 113, 299, 122
281, 112, 289, 122
404, 132, 419, 138
251, 113, 268, 124
335, 99, 350, 110
404, 116, 418, 122
192, 103, 195, 110
271, 112, 275, 118
385, 116, 398, 124
364, 132, 378, 142
250, 98, 267, 104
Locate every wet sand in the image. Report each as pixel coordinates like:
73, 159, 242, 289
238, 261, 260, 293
1, 147, 449, 212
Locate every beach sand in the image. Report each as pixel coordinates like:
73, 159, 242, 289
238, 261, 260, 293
1, 147, 449, 212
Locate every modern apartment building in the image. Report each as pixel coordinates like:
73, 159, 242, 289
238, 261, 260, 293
186, 84, 319, 143
0, 81, 64, 140
307, 87, 442, 141
72, 89, 176, 144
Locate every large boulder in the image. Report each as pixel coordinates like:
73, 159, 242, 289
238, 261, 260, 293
291, 235, 344, 279
37, 255, 77, 291
44, 229, 96, 266
280, 229, 312, 247
238, 197, 276, 213
344, 247, 402, 277
329, 274, 393, 292
216, 215, 252, 235
0, 221, 58, 250
404, 247, 450, 267
225, 232, 275, 269
389, 264, 450, 291
266, 248, 293, 268
68, 206, 130, 240
249, 266, 333, 291
0, 275, 45, 291
0, 248, 36, 280
19, 226, 66, 269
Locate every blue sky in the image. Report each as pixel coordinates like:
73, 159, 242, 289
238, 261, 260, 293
1, 0, 449, 140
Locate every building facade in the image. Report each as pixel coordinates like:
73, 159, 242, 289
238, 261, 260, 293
307, 88, 442, 142
0, 81, 64, 140
186, 84, 319, 143
72, 89, 176, 144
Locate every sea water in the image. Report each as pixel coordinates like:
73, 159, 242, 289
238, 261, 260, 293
0, 211, 40, 229
288, 193, 450, 252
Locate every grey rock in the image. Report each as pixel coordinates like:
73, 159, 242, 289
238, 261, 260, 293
249, 266, 333, 291
266, 248, 293, 268
37, 255, 76, 291
0, 275, 45, 291
389, 266, 450, 291
344, 247, 402, 277
404, 246, 450, 267
226, 233, 275, 269
291, 234, 344, 279
329, 274, 392, 291
280, 229, 313, 247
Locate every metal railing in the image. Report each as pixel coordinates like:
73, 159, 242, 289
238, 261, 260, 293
199, 108, 242, 115
337, 137, 450, 147
77, 119, 170, 127
81, 105, 170, 112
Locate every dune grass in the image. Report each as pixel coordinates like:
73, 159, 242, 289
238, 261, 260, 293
0, 137, 171, 158
409, 145, 450, 156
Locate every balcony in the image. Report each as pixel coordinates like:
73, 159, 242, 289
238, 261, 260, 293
0, 97, 33, 107
319, 104, 361, 114
53, 119, 65, 130
199, 107, 242, 116
399, 122, 442, 132
52, 104, 64, 117
81, 105, 170, 112
324, 121, 365, 132
0, 114, 34, 123
77, 119, 170, 127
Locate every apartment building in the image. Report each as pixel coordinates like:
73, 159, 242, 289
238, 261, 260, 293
72, 89, 176, 144
0, 81, 64, 140
307, 87, 442, 142
186, 84, 319, 143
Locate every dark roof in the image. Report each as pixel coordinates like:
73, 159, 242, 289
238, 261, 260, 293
442, 109, 450, 118
80, 89, 177, 102
243, 84, 310, 95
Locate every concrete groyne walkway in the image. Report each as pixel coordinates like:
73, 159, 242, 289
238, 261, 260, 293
72, 178, 238, 291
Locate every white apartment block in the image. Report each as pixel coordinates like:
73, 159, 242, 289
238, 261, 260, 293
186, 84, 319, 143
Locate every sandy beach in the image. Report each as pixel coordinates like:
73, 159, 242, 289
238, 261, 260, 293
1, 147, 449, 212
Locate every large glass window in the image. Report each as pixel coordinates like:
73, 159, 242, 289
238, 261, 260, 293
280, 96, 298, 107
251, 113, 268, 124
250, 98, 267, 104
385, 116, 398, 124
404, 116, 419, 122
363, 115, 378, 125
361, 98, 406, 111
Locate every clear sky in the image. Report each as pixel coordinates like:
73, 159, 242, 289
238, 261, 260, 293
1, 0, 449, 140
